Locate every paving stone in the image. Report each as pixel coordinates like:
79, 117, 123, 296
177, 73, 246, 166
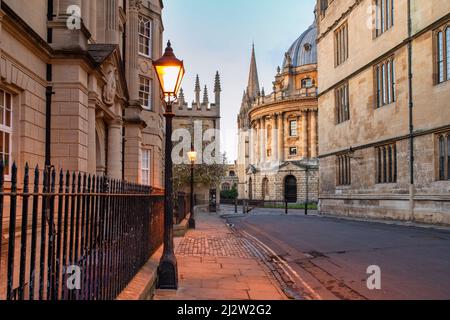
153, 212, 286, 301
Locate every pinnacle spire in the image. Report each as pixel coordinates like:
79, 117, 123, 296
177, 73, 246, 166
178, 87, 185, 104
195, 74, 201, 92
214, 71, 221, 93
203, 85, 209, 104
195, 74, 201, 105
246, 43, 260, 100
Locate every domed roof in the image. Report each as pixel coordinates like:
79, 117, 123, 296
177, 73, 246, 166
283, 23, 317, 68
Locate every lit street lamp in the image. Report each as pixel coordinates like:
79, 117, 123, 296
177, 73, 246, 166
187, 146, 197, 229
154, 40, 185, 290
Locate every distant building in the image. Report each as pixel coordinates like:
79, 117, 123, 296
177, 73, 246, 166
236, 26, 319, 203
317, 0, 450, 224
0, 0, 165, 187
173, 73, 222, 204
221, 163, 238, 192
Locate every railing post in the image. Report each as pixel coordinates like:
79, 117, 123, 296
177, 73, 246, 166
18, 164, 30, 300
6, 163, 18, 300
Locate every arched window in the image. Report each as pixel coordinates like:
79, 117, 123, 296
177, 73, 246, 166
229, 171, 235, 177
301, 78, 313, 88
222, 183, 230, 191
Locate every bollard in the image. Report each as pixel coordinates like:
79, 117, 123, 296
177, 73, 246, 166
285, 201, 288, 215
235, 199, 238, 213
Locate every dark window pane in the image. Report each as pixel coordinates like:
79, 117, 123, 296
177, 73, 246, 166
439, 136, 445, 180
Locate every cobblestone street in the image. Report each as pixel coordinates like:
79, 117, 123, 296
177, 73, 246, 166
153, 211, 287, 300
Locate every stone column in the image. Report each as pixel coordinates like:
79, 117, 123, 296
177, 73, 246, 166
278, 113, 284, 162
127, 0, 141, 101
272, 114, 278, 163
107, 119, 123, 179
124, 123, 144, 183
0, 4, 3, 59
258, 118, 263, 166
311, 110, 318, 158
302, 110, 308, 159
89, 0, 97, 41
87, 98, 97, 174
261, 117, 266, 164
105, 0, 119, 44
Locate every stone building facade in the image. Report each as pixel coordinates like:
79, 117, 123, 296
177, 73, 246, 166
0, 0, 164, 188
220, 163, 238, 192
236, 32, 319, 203
172, 73, 222, 204
317, 0, 450, 224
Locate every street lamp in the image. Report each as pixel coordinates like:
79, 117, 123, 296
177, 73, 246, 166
154, 40, 185, 290
187, 147, 197, 229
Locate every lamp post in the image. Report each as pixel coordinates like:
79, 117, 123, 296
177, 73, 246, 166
187, 146, 197, 229
153, 40, 185, 290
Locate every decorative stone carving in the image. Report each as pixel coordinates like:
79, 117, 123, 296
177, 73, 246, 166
139, 60, 151, 74
103, 66, 117, 105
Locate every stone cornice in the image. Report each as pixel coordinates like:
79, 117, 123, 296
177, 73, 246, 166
317, 0, 363, 43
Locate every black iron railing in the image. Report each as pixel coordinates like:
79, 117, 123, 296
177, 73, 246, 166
0, 162, 164, 300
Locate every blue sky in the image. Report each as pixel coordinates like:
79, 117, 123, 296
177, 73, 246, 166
163, 0, 316, 162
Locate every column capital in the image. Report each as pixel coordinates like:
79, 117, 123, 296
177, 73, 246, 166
129, 0, 143, 10
108, 118, 123, 128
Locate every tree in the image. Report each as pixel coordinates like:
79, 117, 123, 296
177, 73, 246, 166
173, 153, 228, 195
221, 184, 238, 200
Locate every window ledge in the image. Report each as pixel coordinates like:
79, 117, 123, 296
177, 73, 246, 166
138, 53, 153, 60
335, 120, 350, 126
375, 101, 396, 109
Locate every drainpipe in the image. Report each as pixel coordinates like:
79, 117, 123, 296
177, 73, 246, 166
407, 0, 415, 221
45, 0, 54, 167
45, 66, 54, 168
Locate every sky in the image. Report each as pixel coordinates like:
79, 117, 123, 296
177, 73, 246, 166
163, 0, 317, 163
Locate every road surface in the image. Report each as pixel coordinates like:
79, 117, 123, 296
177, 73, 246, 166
223, 206, 450, 300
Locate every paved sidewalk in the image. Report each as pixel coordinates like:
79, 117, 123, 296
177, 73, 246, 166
153, 211, 287, 300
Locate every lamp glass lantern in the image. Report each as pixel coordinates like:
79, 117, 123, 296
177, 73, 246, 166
187, 150, 197, 163
153, 41, 185, 103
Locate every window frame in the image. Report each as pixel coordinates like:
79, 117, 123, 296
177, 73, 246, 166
141, 148, 151, 186
301, 78, 313, 88
335, 82, 350, 124
289, 147, 297, 156
335, 22, 349, 67
0, 89, 13, 179
375, 0, 394, 38
336, 153, 351, 186
139, 76, 152, 110
289, 120, 298, 137
437, 132, 450, 181
375, 143, 397, 184
375, 56, 396, 108
434, 22, 450, 85
138, 16, 153, 58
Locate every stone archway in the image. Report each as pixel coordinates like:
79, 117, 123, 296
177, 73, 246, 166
284, 175, 297, 203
